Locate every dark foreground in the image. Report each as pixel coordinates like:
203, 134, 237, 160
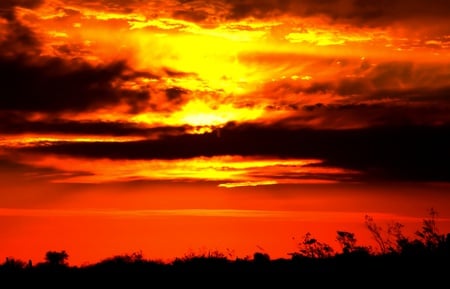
1, 254, 449, 287
2, 212, 449, 286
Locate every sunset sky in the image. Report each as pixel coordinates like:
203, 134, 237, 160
1, 0, 450, 266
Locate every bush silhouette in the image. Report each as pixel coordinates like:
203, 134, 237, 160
46, 250, 68, 265
0, 208, 448, 283
289, 232, 334, 259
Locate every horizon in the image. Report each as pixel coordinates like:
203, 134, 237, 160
1, 0, 450, 267
2, 181, 450, 266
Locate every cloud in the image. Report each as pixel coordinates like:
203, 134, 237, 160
333, 61, 450, 107
0, 14, 155, 115
0, 19, 41, 56
11, 123, 450, 182
25, 0, 450, 41
0, 156, 89, 184
220, 0, 450, 28
256, 59, 450, 113
0, 55, 152, 113
289, 102, 449, 129
0, 113, 187, 137
172, 9, 209, 22
165, 87, 189, 103
224, 0, 289, 20
1, 0, 449, 186
0, 0, 44, 20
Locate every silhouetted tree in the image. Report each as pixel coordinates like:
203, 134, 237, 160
99, 251, 144, 265
253, 252, 270, 263
365, 215, 386, 254
392, 208, 450, 257
336, 231, 357, 254
414, 208, 444, 252
290, 232, 334, 259
386, 219, 407, 253
45, 250, 69, 267
365, 214, 407, 254
336, 230, 371, 256
444, 233, 450, 256
1, 257, 27, 271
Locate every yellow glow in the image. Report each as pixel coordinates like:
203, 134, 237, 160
173, 100, 264, 127
132, 99, 266, 129
0, 208, 295, 218
24, 3, 447, 136
130, 29, 267, 95
129, 18, 274, 42
0, 135, 145, 148
286, 31, 344, 46
11, 155, 351, 186
218, 181, 278, 188
2, 208, 419, 220
129, 18, 193, 30
285, 28, 374, 46
219, 179, 337, 188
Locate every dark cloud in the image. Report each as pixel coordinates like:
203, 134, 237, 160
225, 0, 289, 20
163, 67, 197, 78
0, 0, 44, 19
54, 0, 450, 32
0, 0, 43, 8
297, 102, 450, 128
173, 9, 209, 22
0, 156, 92, 186
366, 62, 450, 90
336, 61, 450, 106
15, 123, 450, 182
0, 113, 187, 137
0, 55, 152, 113
165, 87, 189, 103
262, 60, 450, 106
58, 0, 141, 13
221, 0, 450, 28
0, 14, 155, 114
0, 21, 41, 55
336, 78, 371, 96
22, 0, 450, 34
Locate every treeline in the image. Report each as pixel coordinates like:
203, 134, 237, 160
1, 208, 449, 278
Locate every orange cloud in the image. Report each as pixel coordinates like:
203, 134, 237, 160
6, 154, 355, 186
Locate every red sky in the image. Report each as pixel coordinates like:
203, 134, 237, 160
1, 0, 450, 266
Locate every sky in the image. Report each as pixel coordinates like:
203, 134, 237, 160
1, 0, 450, 266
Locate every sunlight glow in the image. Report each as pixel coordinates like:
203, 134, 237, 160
12, 155, 352, 186
0, 135, 146, 148
130, 99, 266, 131
172, 100, 265, 128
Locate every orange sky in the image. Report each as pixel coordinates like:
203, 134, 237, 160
1, 0, 450, 266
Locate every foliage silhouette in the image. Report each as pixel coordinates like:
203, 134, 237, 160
44, 250, 69, 267
0, 208, 449, 284
1, 257, 28, 272
289, 232, 334, 259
